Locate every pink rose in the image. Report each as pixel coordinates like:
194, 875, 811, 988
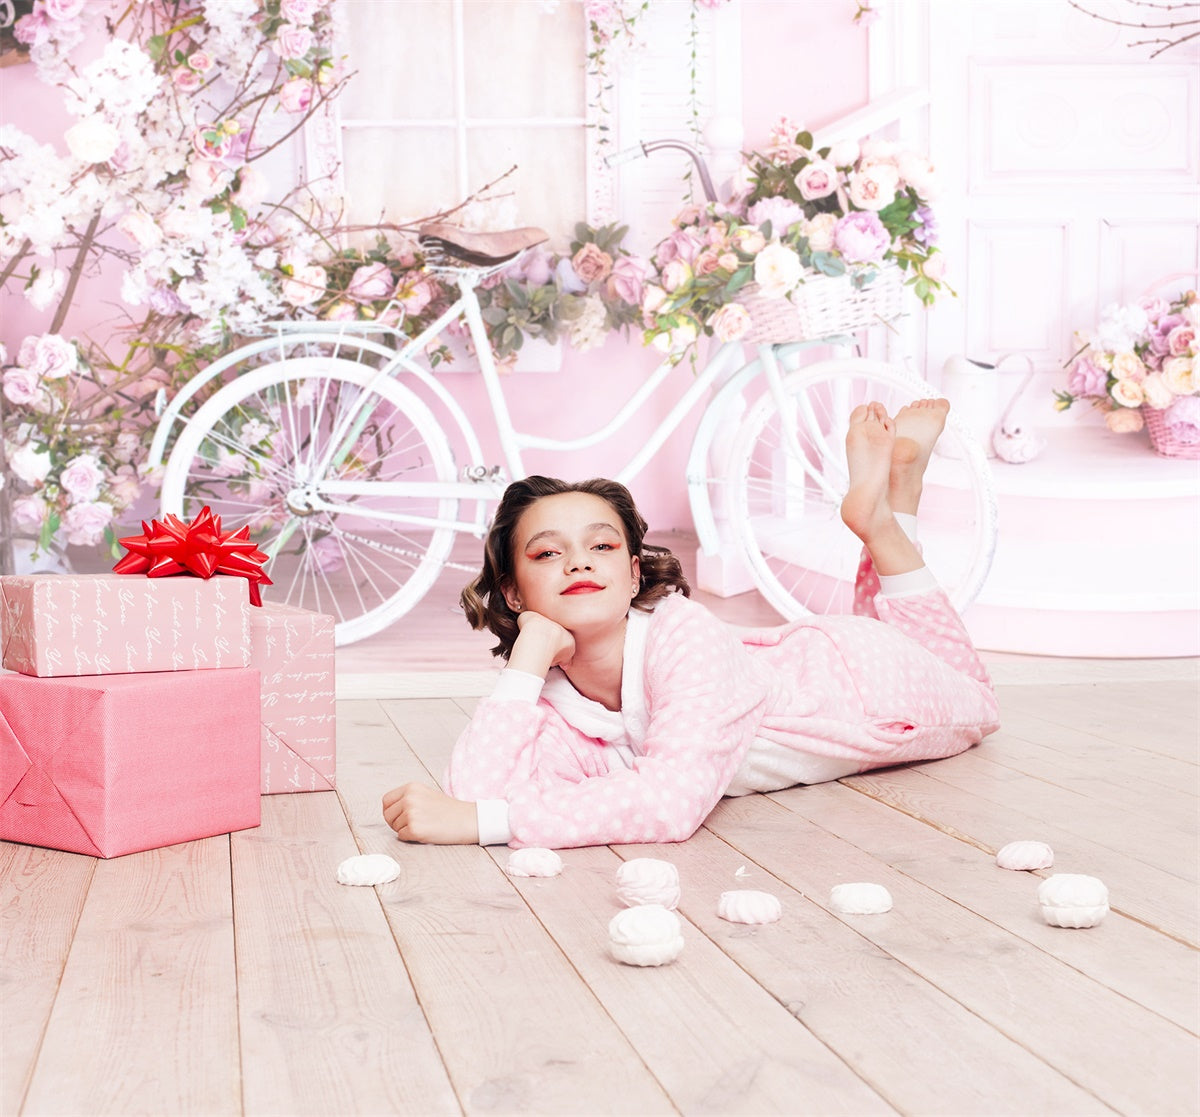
281, 264, 327, 307
62, 500, 114, 546
694, 250, 722, 277
192, 124, 231, 162
280, 0, 321, 23
571, 242, 614, 284
232, 165, 269, 209
1105, 408, 1145, 434
10, 494, 48, 534
346, 262, 394, 303
279, 78, 315, 114
1068, 356, 1107, 398
833, 211, 890, 264
44, 0, 86, 20
396, 276, 435, 315
173, 67, 202, 91
60, 453, 105, 501
604, 255, 647, 306
1167, 324, 1195, 356
272, 23, 314, 59
708, 303, 752, 342
187, 158, 233, 195
795, 160, 838, 200
654, 229, 700, 267
2, 367, 42, 406
14, 10, 50, 47
847, 164, 900, 211
19, 334, 78, 380
189, 51, 214, 72
718, 251, 739, 271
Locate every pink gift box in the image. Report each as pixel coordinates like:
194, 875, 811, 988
0, 668, 261, 858
0, 573, 250, 678
251, 603, 336, 794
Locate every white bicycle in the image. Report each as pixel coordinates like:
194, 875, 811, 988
149, 144, 997, 646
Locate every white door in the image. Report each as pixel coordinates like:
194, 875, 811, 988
914, 0, 1200, 399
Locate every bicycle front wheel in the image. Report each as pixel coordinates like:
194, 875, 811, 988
160, 356, 458, 645
727, 356, 996, 618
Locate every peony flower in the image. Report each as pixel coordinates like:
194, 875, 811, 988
395, 275, 435, 315
19, 334, 78, 380
346, 262, 394, 303
572, 242, 614, 283
709, 302, 752, 342
1163, 394, 1200, 442
1110, 378, 1145, 408
833, 211, 890, 264
62, 500, 114, 546
322, 300, 357, 321
59, 453, 104, 501
1105, 407, 1144, 433
752, 242, 802, 299
271, 23, 314, 59
804, 213, 838, 253
279, 78, 316, 114
605, 255, 647, 306
747, 196, 805, 236
1067, 356, 1108, 398
10, 494, 49, 534
1142, 372, 1174, 410
64, 116, 121, 164
654, 229, 701, 267
9, 443, 52, 486
281, 264, 328, 307
795, 159, 838, 200
1095, 303, 1150, 354
847, 163, 900, 211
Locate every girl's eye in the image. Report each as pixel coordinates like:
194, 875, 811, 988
533, 550, 557, 560
593, 543, 614, 551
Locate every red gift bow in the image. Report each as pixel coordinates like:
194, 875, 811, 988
113, 506, 273, 606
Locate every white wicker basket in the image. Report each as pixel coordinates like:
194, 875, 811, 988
739, 264, 906, 345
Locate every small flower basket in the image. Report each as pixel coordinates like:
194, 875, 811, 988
739, 264, 905, 345
1142, 403, 1200, 459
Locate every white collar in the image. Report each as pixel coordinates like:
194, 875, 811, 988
540, 606, 653, 743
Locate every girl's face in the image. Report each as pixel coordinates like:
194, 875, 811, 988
503, 492, 641, 634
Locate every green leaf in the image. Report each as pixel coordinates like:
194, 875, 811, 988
147, 34, 167, 62
230, 207, 247, 231
724, 266, 753, 296
811, 252, 845, 277
796, 130, 814, 150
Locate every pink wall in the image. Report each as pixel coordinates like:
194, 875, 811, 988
0, 1, 868, 534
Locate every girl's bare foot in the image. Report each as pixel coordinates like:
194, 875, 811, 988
841, 402, 924, 576
890, 398, 950, 515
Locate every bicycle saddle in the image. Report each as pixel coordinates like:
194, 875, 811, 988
417, 223, 549, 266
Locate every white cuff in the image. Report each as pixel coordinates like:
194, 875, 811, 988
476, 799, 512, 846
878, 565, 939, 598
492, 668, 545, 703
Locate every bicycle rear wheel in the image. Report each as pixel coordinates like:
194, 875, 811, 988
727, 356, 996, 618
160, 357, 458, 645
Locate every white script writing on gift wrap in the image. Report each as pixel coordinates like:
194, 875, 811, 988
118, 584, 139, 670
85, 583, 111, 673
171, 595, 185, 668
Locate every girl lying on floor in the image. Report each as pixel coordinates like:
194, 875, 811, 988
382, 399, 999, 849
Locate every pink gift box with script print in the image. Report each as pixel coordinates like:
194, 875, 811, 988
251, 603, 336, 794
0, 668, 261, 858
0, 574, 250, 677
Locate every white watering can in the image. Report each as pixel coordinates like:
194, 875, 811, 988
941, 352, 1045, 463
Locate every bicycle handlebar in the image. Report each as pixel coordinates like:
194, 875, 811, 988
603, 138, 719, 204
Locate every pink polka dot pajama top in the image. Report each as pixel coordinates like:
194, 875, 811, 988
444, 554, 1000, 849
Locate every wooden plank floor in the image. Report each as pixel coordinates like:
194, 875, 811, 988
3, 546, 1198, 1115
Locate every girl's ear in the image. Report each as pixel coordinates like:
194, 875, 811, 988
501, 577, 522, 613
630, 554, 641, 596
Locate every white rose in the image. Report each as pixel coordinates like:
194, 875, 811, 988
10, 494, 49, 533
827, 140, 859, 167
1163, 355, 1198, 395
233, 165, 269, 209
281, 264, 327, 307
708, 303, 752, 343
650, 322, 699, 354
847, 163, 900, 211
187, 158, 233, 196
1142, 372, 1174, 410
3, 367, 43, 406
804, 213, 838, 252
752, 242, 803, 299
897, 151, 938, 199
22, 334, 78, 380
1110, 378, 1145, 408
9, 443, 52, 486
59, 453, 105, 501
62, 500, 115, 546
65, 116, 121, 165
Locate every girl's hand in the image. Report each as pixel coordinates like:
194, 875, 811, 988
382, 783, 479, 844
509, 610, 576, 675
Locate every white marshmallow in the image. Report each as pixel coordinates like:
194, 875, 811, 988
1038, 873, 1109, 928
608, 904, 685, 966
717, 890, 782, 925
336, 853, 401, 887
615, 858, 681, 909
996, 840, 1054, 871
505, 847, 564, 878
830, 882, 893, 915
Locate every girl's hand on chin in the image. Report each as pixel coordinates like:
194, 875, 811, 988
513, 610, 576, 672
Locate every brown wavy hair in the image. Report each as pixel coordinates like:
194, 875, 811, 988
460, 476, 691, 659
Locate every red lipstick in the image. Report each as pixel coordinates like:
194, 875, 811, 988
562, 581, 603, 594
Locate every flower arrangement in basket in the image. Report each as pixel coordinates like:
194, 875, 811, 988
1055, 290, 1199, 458
640, 117, 951, 357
